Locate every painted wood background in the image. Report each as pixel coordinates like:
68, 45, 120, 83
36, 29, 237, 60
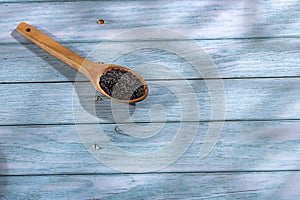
1, 0, 300, 199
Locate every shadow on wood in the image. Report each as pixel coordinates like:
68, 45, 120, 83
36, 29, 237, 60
10, 29, 86, 82
0, 150, 7, 199
11, 29, 138, 122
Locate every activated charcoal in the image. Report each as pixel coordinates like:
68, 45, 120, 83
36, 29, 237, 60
99, 69, 145, 100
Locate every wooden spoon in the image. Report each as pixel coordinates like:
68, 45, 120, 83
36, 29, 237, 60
16, 22, 148, 103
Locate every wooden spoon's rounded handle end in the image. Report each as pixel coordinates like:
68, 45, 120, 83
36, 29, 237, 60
17, 22, 32, 36
16, 21, 85, 71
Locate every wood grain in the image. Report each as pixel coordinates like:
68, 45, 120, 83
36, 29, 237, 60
1, 0, 300, 199
1, 0, 300, 43
1, 38, 300, 83
0, 172, 299, 199
0, 121, 299, 175
0, 78, 299, 125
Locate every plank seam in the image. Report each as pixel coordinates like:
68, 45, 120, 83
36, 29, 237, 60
1, 119, 300, 127
1, 169, 300, 177
1, 76, 300, 85
2, 36, 300, 46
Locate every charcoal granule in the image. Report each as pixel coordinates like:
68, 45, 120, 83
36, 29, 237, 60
99, 68, 145, 100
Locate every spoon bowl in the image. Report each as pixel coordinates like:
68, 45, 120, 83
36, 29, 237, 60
16, 22, 148, 103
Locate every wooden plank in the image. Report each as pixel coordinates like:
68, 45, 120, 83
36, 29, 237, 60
0, 78, 299, 125
1, 38, 300, 83
2, 0, 300, 43
2, 0, 299, 198
0, 172, 299, 199
0, 121, 299, 174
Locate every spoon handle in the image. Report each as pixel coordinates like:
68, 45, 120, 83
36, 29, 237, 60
17, 22, 85, 71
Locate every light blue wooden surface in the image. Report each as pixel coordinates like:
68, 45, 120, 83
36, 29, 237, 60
1, 0, 300, 199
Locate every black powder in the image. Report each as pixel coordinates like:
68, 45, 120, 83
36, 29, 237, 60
99, 69, 145, 100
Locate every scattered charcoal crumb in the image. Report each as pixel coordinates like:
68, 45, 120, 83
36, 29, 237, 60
97, 19, 105, 24
99, 68, 145, 100
95, 95, 102, 101
92, 144, 101, 150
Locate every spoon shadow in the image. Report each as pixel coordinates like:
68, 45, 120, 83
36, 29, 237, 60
11, 29, 81, 81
